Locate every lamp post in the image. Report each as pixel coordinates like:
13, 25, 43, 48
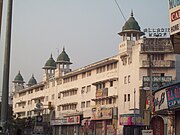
1, 0, 13, 133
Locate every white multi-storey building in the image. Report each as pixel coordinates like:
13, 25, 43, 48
12, 12, 179, 135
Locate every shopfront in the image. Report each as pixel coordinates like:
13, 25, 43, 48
153, 82, 180, 135
50, 115, 82, 135
119, 114, 144, 135
91, 107, 116, 135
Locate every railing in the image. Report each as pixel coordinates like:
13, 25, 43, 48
141, 45, 173, 53
141, 60, 175, 68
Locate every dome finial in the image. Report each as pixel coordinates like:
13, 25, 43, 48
131, 9, 133, 17
63, 46, 65, 52
50, 53, 52, 58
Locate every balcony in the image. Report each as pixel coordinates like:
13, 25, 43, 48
141, 60, 175, 68
140, 45, 173, 53
140, 38, 174, 53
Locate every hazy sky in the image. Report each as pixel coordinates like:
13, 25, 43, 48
0, 0, 169, 91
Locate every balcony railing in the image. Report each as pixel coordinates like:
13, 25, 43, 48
141, 60, 175, 68
141, 45, 173, 53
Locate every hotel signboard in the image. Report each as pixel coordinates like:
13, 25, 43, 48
143, 28, 170, 38
169, 0, 180, 35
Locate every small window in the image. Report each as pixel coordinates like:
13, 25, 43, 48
81, 87, 86, 94
128, 94, 130, 101
110, 81, 113, 87
124, 94, 126, 102
86, 101, 90, 107
124, 76, 127, 84
128, 75, 130, 83
87, 71, 91, 77
109, 98, 112, 104
81, 102, 85, 108
87, 85, 91, 93
82, 72, 86, 78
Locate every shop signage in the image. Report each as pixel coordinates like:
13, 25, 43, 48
143, 76, 172, 91
154, 88, 168, 112
92, 107, 112, 120
142, 130, 153, 135
50, 119, 67, 125
166, 84, 180, 108
50, 116, 80, 125
119, 114, 143, 125
96, 88, 108, 98
169, 0, 180, 35
143, 28, 170, 37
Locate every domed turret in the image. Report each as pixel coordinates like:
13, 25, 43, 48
57, 47, 72, 64
27, 74, 37, 87
13, 71, 25, 84
12, 71, 25, 91
56, 47, 72, 77
122, 11, 141, 31
43, 54, 56, 69
43, 54, 56, 81
118, 11, 144, 41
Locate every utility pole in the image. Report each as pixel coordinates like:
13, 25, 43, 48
148, 54, 153, 129
1, 0, 13, 133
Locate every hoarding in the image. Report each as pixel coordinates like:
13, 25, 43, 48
154, 88, 168, 112
166, 84, 180, 108
119, 114, 143, 125
169, 0, 180, 35
91, 107, 112, 120
50, 116, 81, 125
143, 76, 172, 91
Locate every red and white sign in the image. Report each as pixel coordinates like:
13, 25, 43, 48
169, 0, 180, 35
50, 116, 80, 125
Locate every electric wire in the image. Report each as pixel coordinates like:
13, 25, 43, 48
114, 0, 127, 23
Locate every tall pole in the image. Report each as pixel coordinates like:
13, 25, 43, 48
149, 54, 153, 128
1, 0, 13, 132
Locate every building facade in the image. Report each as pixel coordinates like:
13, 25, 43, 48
12, 12, 179, 135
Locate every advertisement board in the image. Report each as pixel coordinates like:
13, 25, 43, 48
119, 114, 143, 125
166, 84, 180, 108
91, 107, 112, 120
50, 116, 81, 125
154, 88, 168, 112
96, 88, 108, 98
143, 76, 172, 91
169, 0, 180, 35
